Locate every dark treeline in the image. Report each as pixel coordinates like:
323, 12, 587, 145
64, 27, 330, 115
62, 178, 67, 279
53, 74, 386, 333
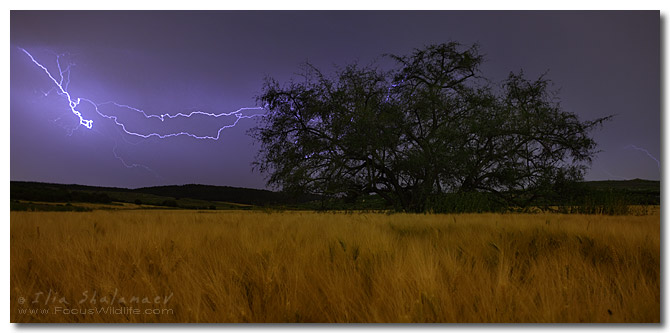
307, 179, 660, 215
137, 184, 318, 206
11, 182, 113, 204
10, 179, 658, 215
10, 181, 318, 209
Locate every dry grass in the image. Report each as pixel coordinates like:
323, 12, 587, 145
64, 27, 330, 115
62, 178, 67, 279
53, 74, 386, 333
10, 210, 659, 323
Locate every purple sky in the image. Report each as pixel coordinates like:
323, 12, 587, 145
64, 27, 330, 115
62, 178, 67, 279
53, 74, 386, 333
10, 11, 660, 189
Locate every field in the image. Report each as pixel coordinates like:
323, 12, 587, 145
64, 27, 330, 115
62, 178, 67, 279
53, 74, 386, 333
10, 209, 660, 323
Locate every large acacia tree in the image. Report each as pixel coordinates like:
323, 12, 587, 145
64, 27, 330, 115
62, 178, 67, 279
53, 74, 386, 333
251, 42, 610, 212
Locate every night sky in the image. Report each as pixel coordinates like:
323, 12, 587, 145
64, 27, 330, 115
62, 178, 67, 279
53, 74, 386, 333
10, 11, 660, 190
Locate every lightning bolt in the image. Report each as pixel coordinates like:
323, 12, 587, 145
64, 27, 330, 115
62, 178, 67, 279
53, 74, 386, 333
600, 168, 626, 180
88, 101, 264, 140
624, 144, 660, 169
111, 140, 161, 178
19, 47, 93, 129
17, 47, 267, 173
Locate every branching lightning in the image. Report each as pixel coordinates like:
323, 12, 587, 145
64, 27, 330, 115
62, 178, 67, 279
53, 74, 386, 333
624, 144, 660, 169
18, 47, 267, 174
600, 168, 626, 180
111, 141, 161, 177
89, 101, 264, 140
20, 47, 93, 129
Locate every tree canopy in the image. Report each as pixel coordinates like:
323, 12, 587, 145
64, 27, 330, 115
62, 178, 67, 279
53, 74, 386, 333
251, 42, 611, 212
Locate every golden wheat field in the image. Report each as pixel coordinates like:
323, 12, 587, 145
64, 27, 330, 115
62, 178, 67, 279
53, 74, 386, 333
10, 209, 660, 323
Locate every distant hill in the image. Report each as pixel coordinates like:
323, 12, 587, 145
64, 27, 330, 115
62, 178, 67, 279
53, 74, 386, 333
10, 181, 318, 210
580, 178, 660, 208
10, 179, 659, 212
583, 178, 660, 192
136, 184, 315, 206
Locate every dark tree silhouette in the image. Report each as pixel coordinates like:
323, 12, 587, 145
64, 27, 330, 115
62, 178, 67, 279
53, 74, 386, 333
252, 42, 611, 212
